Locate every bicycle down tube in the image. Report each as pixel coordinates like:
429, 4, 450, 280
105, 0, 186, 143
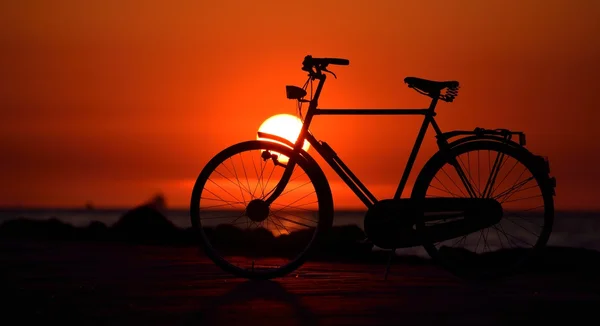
306, 103, 438, 208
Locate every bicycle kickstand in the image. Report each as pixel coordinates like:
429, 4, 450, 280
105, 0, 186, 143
384, 248, 396, 280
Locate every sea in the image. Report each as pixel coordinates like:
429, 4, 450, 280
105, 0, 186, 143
0, 208, 598, 257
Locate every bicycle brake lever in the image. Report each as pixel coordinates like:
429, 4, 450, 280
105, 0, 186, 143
322, 67, 337, 79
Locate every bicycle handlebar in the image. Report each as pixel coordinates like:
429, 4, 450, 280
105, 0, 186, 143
301, 55, 349, 75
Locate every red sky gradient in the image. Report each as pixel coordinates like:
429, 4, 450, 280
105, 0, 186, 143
1, 0, 599, 210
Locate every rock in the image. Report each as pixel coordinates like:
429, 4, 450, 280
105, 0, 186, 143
84, 221, 109, 241
0, 217, 76, 240
111, 195, 178, 245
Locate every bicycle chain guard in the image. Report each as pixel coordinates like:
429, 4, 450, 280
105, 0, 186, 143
363, 199, 422, 249
364, 198, 504, 249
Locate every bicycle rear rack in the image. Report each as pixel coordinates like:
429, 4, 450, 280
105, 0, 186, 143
437, 127, 556, 196
438, 127, 527, 146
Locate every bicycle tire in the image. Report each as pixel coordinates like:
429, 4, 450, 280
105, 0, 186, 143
412, 140, 554, 280
190, 140, 334, 279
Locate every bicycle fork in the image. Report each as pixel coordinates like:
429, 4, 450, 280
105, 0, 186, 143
262, 154, 298, 206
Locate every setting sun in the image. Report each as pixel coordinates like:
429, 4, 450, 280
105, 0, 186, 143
257, 114, 310, 151
256, 113, 310, 164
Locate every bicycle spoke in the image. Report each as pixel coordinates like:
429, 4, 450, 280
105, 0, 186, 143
482, 151, 507, 198
192, 141, 325, 278
416, 141, 551, 279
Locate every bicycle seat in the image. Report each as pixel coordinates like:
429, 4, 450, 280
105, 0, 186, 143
404, 77, 459, 102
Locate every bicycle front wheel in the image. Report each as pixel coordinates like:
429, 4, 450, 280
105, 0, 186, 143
412, 140, 554, 280
190, 140, 333, 279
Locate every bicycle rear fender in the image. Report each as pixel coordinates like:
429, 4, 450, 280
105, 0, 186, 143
432, 127, 556, 195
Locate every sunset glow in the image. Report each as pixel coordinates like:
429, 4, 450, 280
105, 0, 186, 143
1, 1, 599, 209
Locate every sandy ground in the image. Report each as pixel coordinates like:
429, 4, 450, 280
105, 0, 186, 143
1, 239, 599, 325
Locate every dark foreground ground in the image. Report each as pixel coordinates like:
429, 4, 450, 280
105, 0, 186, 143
2, 239, 600, 326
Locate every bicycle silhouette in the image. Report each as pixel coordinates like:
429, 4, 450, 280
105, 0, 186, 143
190, 55, 556, 280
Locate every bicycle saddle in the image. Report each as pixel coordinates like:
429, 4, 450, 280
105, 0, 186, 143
404, 77, 460, 102
404, 77, 459, 92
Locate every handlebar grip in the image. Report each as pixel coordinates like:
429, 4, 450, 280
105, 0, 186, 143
324, 58, 350, 66
303, 55, 350, 68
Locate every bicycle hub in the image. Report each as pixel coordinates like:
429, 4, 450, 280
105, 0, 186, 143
246, 199, 270, 222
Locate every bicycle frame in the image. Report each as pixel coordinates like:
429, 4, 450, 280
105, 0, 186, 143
264, 73, 456, 209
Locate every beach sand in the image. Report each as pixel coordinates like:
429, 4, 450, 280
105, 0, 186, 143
2, 239, 599, 325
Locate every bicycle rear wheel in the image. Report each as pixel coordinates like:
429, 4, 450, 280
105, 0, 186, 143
412, 140, 554, 280
190, 140, 333, 279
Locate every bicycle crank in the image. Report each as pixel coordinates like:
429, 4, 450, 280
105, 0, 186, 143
363, 198, 503, 249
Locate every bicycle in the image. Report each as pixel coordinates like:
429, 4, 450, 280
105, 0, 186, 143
190, 55, 557, 280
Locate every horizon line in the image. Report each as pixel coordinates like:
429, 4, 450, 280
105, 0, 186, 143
1, 205, 600, 214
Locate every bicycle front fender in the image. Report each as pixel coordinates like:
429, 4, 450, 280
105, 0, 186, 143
255, 131, 321, 170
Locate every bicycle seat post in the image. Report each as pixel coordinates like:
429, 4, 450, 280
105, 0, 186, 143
428, 93, 440, 113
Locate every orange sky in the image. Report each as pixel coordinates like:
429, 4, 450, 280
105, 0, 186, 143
1, 0, 599, 210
